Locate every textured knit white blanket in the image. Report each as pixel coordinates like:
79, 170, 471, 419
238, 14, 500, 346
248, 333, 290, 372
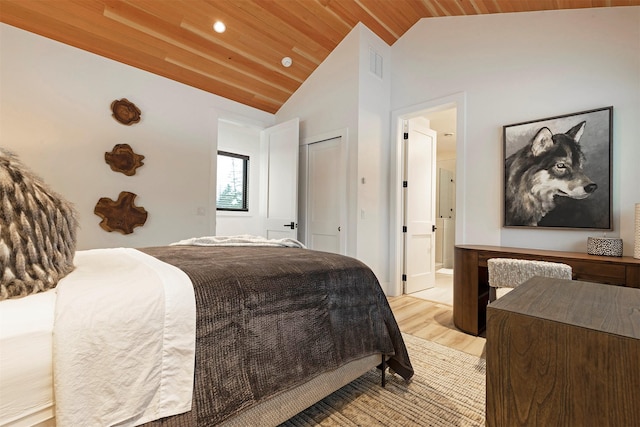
171, 234, 306, 248
54, 248, 196, 427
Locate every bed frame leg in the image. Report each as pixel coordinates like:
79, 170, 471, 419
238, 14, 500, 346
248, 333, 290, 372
381, 355, 386, 387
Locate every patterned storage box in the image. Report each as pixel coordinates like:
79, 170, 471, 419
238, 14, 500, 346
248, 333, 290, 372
587, 237, 623, 257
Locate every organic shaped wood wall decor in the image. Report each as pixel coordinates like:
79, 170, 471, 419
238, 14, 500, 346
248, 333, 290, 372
94, 191, 148, 234
111, 98, 141, 125
105, 144, 145, 176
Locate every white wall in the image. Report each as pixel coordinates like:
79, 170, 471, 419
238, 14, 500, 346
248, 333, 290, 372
215, 120, 263, 236
277, 24, 393, 285
391, 7, 640, 255
0, 24, 274, 250
277, 24, 360, 258
357, 27, 392, 284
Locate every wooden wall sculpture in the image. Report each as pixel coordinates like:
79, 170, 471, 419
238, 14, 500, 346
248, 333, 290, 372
111, 98, 141, 125
105, 144, 144, 176
94, 191, 148, 235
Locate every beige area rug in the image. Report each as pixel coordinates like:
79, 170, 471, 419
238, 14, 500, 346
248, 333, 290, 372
281, 334, 486, 426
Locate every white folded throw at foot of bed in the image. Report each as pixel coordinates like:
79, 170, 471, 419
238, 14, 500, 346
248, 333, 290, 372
53, 248, 196, 427
171, 234, 306, 248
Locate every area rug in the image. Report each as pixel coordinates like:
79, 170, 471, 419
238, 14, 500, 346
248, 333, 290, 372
281, 334, 486, 426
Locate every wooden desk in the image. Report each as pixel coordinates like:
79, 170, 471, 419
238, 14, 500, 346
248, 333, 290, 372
453, 245, 640, 335
486, 277, 640, 426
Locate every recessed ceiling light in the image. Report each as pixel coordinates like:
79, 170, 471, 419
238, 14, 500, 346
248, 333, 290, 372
281, 57, 292, 67
213, 21, 226, 33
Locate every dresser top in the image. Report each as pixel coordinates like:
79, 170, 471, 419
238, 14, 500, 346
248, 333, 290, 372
488, 277, 640, 340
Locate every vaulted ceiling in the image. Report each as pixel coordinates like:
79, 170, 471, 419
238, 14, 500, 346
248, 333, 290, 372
1, 0, 638, 113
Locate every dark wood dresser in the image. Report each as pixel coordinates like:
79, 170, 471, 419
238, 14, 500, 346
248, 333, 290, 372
453, 245, 640, 336
486, 276, 640, 426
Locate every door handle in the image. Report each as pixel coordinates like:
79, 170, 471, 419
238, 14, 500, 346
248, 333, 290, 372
432, 225, 437, 232
284, 222, 296, 229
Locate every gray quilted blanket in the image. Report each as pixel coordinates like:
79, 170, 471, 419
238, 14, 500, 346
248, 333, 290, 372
140, 246, 413, 426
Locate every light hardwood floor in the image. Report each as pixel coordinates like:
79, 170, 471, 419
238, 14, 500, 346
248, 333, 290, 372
388, 295, 486, 358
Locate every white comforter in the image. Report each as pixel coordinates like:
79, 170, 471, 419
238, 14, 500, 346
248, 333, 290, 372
53, 248, 196, 427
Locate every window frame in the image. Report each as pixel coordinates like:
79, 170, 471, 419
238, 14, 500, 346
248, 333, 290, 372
216, 150, 249, 212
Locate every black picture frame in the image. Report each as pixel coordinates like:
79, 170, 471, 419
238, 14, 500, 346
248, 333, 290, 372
503, 106, 612, 229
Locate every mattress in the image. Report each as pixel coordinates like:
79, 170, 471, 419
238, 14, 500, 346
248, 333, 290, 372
0, 289, 56, 426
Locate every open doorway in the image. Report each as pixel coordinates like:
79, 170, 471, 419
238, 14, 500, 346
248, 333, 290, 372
215, 117, 300, 240
414, 108, 456, 304
428, 109, 457, 272
389, 93, 466, 301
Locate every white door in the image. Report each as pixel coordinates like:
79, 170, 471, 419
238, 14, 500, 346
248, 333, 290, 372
307, 137, 346, 254
260, 118, 299, 239
403, 119, 437, 294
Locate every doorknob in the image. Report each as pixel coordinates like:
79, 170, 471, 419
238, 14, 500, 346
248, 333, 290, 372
284, 222, 296, 229
432, 225, 437, 232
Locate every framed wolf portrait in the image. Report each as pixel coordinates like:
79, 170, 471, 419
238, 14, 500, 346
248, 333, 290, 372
503, 106, 612, 229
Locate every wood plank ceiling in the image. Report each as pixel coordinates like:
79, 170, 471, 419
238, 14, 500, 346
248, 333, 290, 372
1, 0, 638, 113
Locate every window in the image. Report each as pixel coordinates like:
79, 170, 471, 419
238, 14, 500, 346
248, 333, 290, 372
216, 151, 249, 211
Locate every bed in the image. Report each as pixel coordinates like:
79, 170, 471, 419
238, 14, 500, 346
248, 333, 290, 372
0, 242, 413, 427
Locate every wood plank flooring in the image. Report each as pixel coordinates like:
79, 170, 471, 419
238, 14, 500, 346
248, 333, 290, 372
388, 295, 486, 358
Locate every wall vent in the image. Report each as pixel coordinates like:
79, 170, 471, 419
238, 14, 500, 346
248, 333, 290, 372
369, 47, 383, 79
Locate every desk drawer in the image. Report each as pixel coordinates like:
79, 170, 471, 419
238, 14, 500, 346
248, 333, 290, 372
570, 261, 626, 285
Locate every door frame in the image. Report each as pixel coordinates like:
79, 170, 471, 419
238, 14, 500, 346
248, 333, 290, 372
300, 128, 349, 254
390, 92, 467, 296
